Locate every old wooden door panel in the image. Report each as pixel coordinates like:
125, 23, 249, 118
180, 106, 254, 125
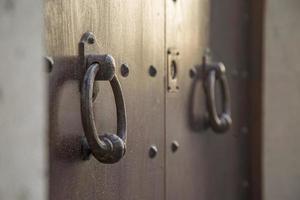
165, 0, 210, 199
46, 1, 165, 199
165, 0, 250, 200
210, 1, 250, 199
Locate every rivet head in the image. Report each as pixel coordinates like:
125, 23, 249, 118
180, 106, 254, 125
120, 64, 129, 77
241, 127, 249, 134
149, 65, 157, 77
171, 141, 179, 152
149, 145, 158, 158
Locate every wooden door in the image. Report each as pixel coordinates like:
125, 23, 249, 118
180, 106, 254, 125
45, 0, 250, 200
165, 0, 250, 200
45, 1, 165, 199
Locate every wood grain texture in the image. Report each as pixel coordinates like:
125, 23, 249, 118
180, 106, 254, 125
165, 0, 250, 199
165, 0, 210, 199
45, 0, 165, 199
210, 1, 250, 199
45, 0, 251, 199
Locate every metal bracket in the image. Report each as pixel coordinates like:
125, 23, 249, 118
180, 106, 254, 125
79, 32, 127, 164
202, 53, 232, 133
79, 32, 116, 81
79, 32, 117, 100
167, 48, 180, 92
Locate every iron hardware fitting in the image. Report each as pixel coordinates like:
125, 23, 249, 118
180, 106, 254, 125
203, 55, 232, 133
80, 32, 127, 164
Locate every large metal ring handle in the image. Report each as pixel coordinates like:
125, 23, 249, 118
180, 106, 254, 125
204, 62, 232, 133
81, 63, 127, 164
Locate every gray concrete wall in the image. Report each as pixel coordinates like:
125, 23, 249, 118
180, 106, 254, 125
263, 0, 300, 199
0, 0, 47, 199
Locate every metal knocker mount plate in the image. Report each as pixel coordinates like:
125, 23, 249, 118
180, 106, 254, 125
203, 55, 232, 133
167, 48, 180, 92
79, 32, 127, 164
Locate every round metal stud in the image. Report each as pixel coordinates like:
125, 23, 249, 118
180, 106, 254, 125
171, 141, 179, 152
149, 145, 158, 158
149, 65, 157, 77
120, 64, 129, 77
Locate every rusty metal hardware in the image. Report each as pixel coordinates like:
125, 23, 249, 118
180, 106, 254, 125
149, 65, 157, 77
149, 145, 158, 158
171, 141, 179, 152
203, 56, 232, 133
120, 63, 129, 77
81, 63, 127, 164
167, 48, 180, 92
80, 32, 127, 164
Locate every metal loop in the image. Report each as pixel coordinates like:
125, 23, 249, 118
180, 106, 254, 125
204, 62, 232, 133
81, 63, 127, 163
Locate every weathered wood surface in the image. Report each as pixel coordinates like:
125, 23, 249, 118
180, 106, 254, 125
45, 0, 250, 199
165, 0, 250, 199
46, 0, 165, 199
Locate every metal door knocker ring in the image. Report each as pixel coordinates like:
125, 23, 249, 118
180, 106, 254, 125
204, 62, 232, 133
81, 59, 127, 164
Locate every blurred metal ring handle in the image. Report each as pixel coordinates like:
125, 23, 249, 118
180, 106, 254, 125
81, 60, 127, 164
204, 62, 232, 133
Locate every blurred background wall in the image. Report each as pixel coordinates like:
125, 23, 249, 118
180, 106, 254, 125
0, 0, 47, 199
263, 0, 300, 199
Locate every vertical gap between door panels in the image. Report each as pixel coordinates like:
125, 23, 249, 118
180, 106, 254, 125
249, 0, 265, 199
163, 0, 167, 199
